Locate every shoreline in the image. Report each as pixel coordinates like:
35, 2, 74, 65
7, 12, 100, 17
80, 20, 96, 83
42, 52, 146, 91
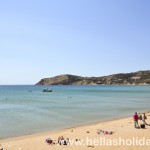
1, 111, 150, 150
1, 110, 149, 142
0, 113, 142, 141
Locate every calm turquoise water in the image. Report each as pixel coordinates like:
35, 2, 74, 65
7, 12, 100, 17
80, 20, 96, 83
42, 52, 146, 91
0, 85, 150, 139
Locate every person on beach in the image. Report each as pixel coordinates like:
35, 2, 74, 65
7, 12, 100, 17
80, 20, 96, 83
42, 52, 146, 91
138, 114, 142, 120
45, 138, 56, 145
142, 113, 149, 125
133, 112, 139, 128
58, 136, 69, 145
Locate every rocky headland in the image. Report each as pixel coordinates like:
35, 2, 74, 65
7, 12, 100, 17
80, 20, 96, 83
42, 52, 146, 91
36, 70, 150, 85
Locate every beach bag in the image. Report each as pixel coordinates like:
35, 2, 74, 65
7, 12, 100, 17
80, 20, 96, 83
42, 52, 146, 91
140, 124, 145, 129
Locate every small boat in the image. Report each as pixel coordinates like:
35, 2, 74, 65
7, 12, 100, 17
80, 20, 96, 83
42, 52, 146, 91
42, 89, 52, 92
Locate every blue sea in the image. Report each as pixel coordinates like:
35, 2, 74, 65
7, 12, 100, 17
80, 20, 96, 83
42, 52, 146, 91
0, 85, 150, 139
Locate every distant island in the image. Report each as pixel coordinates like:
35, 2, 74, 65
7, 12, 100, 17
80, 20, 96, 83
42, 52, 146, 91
36, 70, 150, 85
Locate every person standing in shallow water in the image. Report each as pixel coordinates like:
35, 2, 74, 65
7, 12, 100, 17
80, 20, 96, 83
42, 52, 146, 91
133, 112, 139, 128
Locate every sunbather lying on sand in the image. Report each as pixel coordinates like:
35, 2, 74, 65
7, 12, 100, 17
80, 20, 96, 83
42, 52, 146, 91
58, 136, 69, 145
97, 129, 113, 135
45, 136, 69, 146
45, 138, 56, 145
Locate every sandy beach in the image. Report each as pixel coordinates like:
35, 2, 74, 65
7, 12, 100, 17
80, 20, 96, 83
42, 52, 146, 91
1, 112, 150, 150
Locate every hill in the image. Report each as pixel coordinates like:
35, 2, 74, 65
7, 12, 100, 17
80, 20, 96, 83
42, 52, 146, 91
36, 70, 150, 85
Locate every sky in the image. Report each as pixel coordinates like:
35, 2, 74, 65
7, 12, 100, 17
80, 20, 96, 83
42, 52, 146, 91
0, 0, 150, 84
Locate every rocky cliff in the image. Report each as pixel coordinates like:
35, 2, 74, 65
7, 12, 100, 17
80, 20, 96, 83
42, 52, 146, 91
36, 70, 150, 85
